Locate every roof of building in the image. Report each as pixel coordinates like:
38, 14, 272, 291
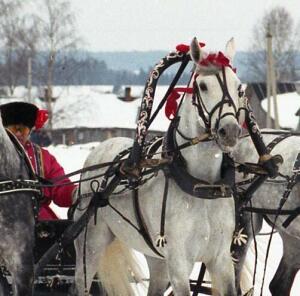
261, 92, 300, 129
0, 85, 171, 132
246, 82, 297, 101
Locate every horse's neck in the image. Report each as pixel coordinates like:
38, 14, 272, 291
176, 98, 223, 183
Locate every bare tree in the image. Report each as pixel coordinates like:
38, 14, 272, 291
245, 6, 299, 82
0, 0, 40, 95
36, 0, 80, 128
0, 0, 23, 95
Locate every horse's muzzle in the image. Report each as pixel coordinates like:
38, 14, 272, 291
218, 123, 241, 147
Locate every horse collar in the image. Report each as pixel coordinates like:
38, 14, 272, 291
164, 120, 233, 199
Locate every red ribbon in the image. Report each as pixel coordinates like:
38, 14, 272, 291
167, 42, 236, 120
35, 109, 49, 129
200, 51, 236, 72
176, 42, 236, 72
176, 42, 206, 53
165, 87, 193, 120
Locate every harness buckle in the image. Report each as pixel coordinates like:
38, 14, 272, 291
220, 184, 226, 196
191, 133, 210, 145
119, 161, 141, 179
139, 157, 173, 168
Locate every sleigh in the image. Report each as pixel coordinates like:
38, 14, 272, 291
34, 220, 95, 295
33, 220, 214, 295
1, 219, 102, 295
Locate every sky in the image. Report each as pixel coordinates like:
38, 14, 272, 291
71, 0, 300, 52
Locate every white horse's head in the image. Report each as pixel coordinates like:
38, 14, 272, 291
189, 37, 244, 152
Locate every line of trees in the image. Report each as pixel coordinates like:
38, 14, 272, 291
0, 0, 189, 92
11, 55, 190, 86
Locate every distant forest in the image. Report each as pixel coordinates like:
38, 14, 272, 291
18, 51, 193, 87
12, 50, 300, 88
42, 51, 300, 86
52, 57, 192, 86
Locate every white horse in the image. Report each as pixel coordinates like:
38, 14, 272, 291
72, 37, 244, 296
231, 130, 300, 296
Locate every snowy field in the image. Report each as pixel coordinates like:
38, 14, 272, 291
48, 143, 300, 296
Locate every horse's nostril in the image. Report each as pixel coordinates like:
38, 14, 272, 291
218, 128, 226, 137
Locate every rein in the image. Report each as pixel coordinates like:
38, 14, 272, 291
17, 134, 213, 191
0, 134, 210, 196
35, 160, 123, 187
9, 131, 294, 193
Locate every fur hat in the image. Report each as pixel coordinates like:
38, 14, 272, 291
0, 102, 48, 129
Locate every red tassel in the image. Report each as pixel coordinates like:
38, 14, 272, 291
176, 44, 190, 53
35, 109, 49, 129
165, 90, 181, 119
199, 51, 236, 72
176, 42, 205, 53
165, 87, 193, 120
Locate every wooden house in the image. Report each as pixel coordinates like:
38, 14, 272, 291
245, 82, 297, 129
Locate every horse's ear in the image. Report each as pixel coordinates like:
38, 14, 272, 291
190, 37, 204, 63
225, 37, 235, 62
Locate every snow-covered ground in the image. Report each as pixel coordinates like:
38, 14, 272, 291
48, 143, 300, 296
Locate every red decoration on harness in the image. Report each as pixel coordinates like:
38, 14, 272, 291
176, 42, 235, 72
169, 41, 236, 120
176, 42, 205, 53
165, 87, 193, 120
200, 51, 236, 72
35, 109, 49, 129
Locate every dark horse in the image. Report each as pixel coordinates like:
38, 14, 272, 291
0, 114, 37, 295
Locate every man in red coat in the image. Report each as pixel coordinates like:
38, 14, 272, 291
0, 101, 77, 220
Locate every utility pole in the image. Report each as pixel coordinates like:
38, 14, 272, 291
27, 57, 32, 103
266, 28, 280, 129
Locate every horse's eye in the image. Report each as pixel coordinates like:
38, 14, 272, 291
199, 82, 208, 91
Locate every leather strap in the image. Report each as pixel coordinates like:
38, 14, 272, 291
132, 188, 163, 257
165, 120, 232, 199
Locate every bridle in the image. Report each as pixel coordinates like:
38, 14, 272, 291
191, 66, 243, 135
